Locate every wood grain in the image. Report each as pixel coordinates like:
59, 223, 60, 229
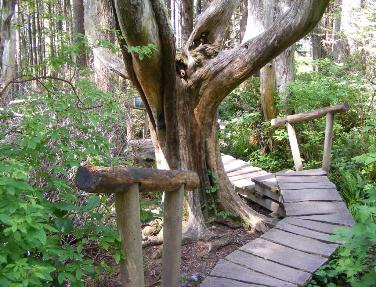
75, 165, 199, 193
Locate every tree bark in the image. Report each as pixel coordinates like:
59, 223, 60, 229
245, 0, 294, 117
72, 0, 86, 66
84, 0, 125, 91
181, 0, 193, 45
114, 0, 330, 237
0, 0, 17, 102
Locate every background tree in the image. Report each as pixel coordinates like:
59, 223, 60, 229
72, 0, 86, 67
0, 0, 17, 101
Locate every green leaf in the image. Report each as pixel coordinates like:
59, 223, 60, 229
0, 214, 12, 225
114, 252, 121, 264
55, 217, 74, 234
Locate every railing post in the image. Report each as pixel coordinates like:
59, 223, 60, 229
322, 112, 334, 172
161, 184, 185, 287
286, 122, 303, 171
115, 184, 145, 287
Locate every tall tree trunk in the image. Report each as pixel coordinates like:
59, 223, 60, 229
333, 0, 362, 61
245, 0, 294, 117
85, 0, 123, 91
114, 0, 330, 237
0, 0, 17, 102
72, 0, 86, 67
181, 0, 193, 45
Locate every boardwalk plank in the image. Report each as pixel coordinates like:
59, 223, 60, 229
229, 172, 264, 181
226, 250, 311, 285
284, 201, 347, 216
240, 238, 327, 273
238, 191, 282, 213
281, 188, 342, 202
276, 169, 327, 176
232, 178, 255, 188
275, 220, 341, 243
252, 174, 279, 192
227, 166, 263, 177
255, 187, 282, 202
261, 229, 338, 257
200, 276, 264, 287
277, 176, 331, 183
297, 213, 355, 227
278, 182, 336, 190
283, 217, 341, 234
210, 260, 296, 287
224, 161, 250, 173
221, 155, 236, 164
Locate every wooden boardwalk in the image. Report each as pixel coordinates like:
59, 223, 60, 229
201, 163, 354, 287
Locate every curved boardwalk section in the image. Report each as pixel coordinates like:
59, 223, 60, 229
201, 168, 354, 287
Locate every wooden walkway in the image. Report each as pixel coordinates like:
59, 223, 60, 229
201, 162, 354, 286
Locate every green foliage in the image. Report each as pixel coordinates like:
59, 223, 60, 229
0, 79, 125, 286
310, 116, 376, 287
204, 171, 237, 220
127, 44, 158, 60
288, 59, 362, 112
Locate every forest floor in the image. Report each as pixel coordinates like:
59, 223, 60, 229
90, 222, 260, 287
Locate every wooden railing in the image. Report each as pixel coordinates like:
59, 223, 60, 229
75, 165, 200, 287
271, 103, 349, 172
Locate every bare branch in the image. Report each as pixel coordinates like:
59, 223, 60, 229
193, 0, 330, 122
0, 76, 102, 110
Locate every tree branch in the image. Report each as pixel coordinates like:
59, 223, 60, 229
92, 47, 128, 79
0, 76, 102, 110
193, 0, 329, 122
185, 0, 239, 70
186, 0, 239, 50
114, 0, 165, 118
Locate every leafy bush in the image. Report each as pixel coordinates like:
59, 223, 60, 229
0, 79, 124, 286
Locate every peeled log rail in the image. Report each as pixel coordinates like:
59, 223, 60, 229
270, 103, 349, 172
271, 103, 349, 127
75, 165, 200, 287
76, 165, 200, 193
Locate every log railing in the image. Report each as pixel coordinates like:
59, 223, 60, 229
75, 165, 200, 287
271, 103, 349, 172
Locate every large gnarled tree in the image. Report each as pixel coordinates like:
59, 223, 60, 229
113, 0, 330, 238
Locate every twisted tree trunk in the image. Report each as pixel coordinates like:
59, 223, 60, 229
113, 0, 330, 237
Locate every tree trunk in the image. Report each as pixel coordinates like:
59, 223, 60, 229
181, 0, 193, 45
114, 0, 330, 238
245, 0, 295, 117
0, 0, 17, 102
333, 0, 362, 61
85, 0, 124, 91
72, 0, 86, 67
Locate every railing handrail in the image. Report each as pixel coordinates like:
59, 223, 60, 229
76, 165, 200, 287
270, 103, 349, 127
270, 103, 349, 172
76, 165, 200, 193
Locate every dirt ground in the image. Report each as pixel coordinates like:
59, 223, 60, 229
92, 222, 260, 287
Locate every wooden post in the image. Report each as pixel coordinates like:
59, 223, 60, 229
161, 185, 185, 287
115, 184, 145, 287
322, 112, 334, 172
286, 123, 303, 171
